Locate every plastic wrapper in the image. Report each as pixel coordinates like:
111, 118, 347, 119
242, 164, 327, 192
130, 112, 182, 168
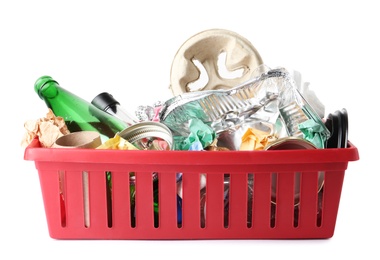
173, 118, 216, 150
298, 119, 327, 148
291, 70, 325, 119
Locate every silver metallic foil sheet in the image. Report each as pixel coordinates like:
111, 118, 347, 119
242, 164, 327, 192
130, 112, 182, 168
159, 67, 330, 150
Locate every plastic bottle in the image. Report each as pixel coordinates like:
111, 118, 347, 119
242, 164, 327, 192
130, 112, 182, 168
91, 92, 139, 127
34, 76, 129, 142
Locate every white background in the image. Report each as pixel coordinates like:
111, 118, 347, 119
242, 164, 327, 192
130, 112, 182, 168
1, 0, 376, 259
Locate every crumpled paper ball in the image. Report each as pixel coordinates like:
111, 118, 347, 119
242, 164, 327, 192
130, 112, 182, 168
21, 109, 70, 148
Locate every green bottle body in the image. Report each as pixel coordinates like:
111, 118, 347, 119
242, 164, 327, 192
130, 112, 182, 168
34, 76, 128, 142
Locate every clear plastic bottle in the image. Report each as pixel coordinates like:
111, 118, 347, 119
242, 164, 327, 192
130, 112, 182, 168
34, 76, 129, 142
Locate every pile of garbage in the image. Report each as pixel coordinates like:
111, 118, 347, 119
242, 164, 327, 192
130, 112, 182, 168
21, 29, 347, 152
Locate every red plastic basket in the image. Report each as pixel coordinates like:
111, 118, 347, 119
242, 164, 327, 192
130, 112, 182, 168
24, 138, 359, 239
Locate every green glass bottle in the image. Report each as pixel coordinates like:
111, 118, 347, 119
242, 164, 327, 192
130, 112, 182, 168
34, 76, 129, 142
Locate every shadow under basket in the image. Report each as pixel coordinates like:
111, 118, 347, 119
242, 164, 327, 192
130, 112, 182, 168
24, 138, 359, 240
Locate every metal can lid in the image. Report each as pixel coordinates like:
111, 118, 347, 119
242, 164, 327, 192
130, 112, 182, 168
118, 121, 173, 150
264, 136, 317, 150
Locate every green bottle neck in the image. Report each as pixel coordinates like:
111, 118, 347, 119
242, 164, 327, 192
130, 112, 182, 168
34, 75, 60, 99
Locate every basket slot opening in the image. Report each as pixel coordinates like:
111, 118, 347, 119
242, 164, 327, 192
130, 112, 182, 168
201, 173, 231, 229
294, 205, 300, 227
317, 187, 324, 227
177, 193, 182, 228
271, 171, 310, 228
82, 171, 90, 228
134, 172, 159, 228
293, 172, 300, 227
153, 173, 159, 228
270, 173, 277, 228
130, 172, 136, 228
199, 173, 254, 229
200, 173, 207, 228
297, 170, 325, 228
58, 170, 66, 227
317, 171, 325, 227
271, 171, 311, 228
177, 173, 183, 228
105, 171, 113, 228
247, 173, 254, 228
270, 171, 326, 228
223, 174, 230, 228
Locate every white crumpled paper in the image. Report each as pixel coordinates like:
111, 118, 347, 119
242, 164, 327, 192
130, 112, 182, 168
21, 109, 70, 148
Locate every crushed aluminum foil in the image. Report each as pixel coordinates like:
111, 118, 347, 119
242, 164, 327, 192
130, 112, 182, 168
159, 66, 330, 150
159, 67, 286, 136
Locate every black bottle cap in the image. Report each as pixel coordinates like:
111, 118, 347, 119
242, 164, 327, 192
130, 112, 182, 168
91, 92, 120, 111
